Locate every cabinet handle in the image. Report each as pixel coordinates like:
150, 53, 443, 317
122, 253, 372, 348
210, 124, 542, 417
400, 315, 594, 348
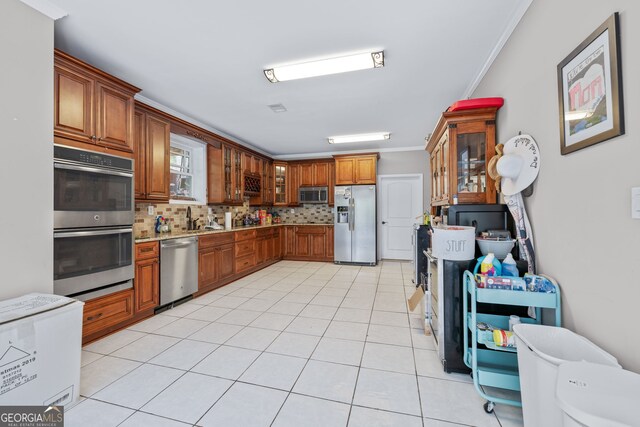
98, 137, 103, 142
140, 247, 154, 253
87, 313, 103, 321
91, 135, 97, 141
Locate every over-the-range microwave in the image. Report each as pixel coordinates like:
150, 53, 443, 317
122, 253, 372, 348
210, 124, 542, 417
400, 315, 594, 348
298, 186, 328, 204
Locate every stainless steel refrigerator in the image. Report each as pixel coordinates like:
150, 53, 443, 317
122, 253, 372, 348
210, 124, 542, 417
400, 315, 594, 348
334, 185, 377, 265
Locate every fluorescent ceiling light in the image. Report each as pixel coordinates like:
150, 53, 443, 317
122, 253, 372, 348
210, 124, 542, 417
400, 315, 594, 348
264, 51, 384, 83
327, 132, 390, 144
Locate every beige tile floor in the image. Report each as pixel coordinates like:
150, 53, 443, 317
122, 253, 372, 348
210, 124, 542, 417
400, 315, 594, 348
68, 260, 524, 427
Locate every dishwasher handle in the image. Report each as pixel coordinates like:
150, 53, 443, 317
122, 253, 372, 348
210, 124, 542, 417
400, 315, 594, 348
161, 237, 198, 248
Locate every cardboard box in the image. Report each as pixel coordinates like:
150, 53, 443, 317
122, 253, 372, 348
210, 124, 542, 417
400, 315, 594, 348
0, 294, 83, 407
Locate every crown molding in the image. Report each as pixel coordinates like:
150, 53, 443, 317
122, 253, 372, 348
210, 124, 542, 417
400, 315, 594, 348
135, 94, 272, 157
19, 0, 67, 19
273, 145, 425, 160
462, 0, 533, 98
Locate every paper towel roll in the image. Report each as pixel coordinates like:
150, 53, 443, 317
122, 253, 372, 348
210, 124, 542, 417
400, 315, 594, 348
225, 212, 232, 230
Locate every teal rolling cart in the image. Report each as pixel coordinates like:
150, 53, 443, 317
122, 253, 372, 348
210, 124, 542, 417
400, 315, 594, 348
463, 270, 561, 413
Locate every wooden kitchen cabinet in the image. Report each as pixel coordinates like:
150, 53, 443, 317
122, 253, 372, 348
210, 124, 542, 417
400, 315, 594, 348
282, 225, 334, 261
134, 257, 159, 313
54, 49, 140, 155
134, 241, 160, 314
208, 144, 244, 205
82, 289, 134, 343
333, 153, 379, 185
299, 163, 314, 187
328, 162, 335, 206
288, 163, 300, 206
134, 105, 171, 201
312, 162, 329, 186
262, 159, 274, 205
274, 162, 288, 205
198, 234, 236, 292
426, 107, 498, 210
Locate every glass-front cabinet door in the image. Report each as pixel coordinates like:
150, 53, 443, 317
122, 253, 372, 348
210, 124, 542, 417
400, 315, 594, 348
426, 108, 497, 209
441, 133, 449, 201
274, 163, 287, 205
223, 145, 233, 201
234, 150, 242, 202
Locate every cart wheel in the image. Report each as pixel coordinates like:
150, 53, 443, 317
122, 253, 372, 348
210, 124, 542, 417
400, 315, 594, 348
484, 401, 495, 414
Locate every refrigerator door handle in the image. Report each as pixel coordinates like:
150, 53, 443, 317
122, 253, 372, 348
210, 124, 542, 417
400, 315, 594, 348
349, 198, 355, 231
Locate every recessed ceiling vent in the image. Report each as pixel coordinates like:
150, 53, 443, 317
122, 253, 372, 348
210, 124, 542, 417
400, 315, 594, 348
268, 103, 287, 113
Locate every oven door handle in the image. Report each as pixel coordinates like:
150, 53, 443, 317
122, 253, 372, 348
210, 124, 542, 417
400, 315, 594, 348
54, 227, 133, 238
54, 162, 133, 178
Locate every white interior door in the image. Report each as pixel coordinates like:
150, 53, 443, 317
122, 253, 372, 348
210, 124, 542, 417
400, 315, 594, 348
378, 174, 423, 260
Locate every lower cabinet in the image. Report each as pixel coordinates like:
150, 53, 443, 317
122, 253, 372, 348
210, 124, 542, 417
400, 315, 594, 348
134, 257, 159, 313
283, 225, 334, 261
82, 289, 134, 342
199, 234, 235, 292
82, 225, 327, 344
134, 241, 160, 314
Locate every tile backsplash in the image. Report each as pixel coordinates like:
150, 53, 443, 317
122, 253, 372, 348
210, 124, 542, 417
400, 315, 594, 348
135, 202, 334, 237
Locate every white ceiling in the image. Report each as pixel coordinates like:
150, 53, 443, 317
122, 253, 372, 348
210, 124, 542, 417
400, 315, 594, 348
49, 0, 530, 157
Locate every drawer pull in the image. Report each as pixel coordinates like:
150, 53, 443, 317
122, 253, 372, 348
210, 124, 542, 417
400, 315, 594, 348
140, 247, 154, 252
87, 313, 103, 321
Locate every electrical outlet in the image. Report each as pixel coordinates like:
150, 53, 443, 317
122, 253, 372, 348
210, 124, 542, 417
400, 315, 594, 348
290, 209, 295, 214
147, 206, 155, 216
208, 207, 213, 215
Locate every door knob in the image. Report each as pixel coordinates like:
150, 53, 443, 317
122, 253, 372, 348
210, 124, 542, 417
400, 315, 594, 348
382, 221, 387, 224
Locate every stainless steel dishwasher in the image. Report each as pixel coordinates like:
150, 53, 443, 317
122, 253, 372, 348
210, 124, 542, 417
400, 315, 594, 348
160, 236, 198, 305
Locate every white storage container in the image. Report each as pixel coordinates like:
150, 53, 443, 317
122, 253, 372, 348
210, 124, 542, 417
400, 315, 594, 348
431, 225, 475, 260
512, 324, 620, 427
556, 361, 640, 427
0, 294, 83, 407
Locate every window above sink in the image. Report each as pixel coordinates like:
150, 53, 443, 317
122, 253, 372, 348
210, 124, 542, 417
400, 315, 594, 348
169, 134, 206, 205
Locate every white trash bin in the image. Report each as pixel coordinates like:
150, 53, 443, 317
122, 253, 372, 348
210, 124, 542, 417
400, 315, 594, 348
556, 361, 640, 427
512, 324, 620, 427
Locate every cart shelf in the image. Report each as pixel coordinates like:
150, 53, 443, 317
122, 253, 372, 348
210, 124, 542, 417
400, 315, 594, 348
463, 271, 561, 413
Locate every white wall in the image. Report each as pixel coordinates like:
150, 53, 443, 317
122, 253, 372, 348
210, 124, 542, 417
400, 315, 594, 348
0, 0, 54, 299
377, 150, 430, 210
473, 1, 640, 371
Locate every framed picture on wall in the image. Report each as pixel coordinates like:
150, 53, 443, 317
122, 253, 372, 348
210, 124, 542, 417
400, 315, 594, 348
557, 12, 624, 155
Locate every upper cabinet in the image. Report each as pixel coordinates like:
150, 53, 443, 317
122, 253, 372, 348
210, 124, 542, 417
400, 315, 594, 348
426, 107, 498, 207
54, 49, 140, 155
333, 153, 379, 185
134, 106, 171, 201
273, 162, 288, 205
209, 143, 244, 205
312, 162, 329, 186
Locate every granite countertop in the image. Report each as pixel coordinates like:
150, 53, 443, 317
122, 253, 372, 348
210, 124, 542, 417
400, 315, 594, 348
135, 222, 333, 243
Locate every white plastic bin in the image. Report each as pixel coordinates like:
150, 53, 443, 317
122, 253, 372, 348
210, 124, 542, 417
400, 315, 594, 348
512, 324, 620, 427
557, 361, 640, 427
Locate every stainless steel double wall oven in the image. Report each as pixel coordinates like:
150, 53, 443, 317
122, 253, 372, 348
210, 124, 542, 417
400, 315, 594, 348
53, 145, 135, 300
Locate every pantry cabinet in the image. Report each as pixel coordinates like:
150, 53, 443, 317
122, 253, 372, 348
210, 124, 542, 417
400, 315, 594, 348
333, 154, 379, 185
426, 108, 498, 208
54, 49, 140, 155
134, 106, 171, 201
